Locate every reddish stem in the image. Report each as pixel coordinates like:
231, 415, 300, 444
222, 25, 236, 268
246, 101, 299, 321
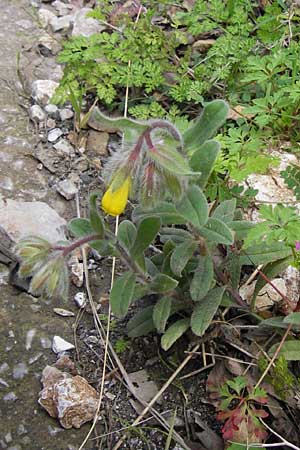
53, 234, 101, 257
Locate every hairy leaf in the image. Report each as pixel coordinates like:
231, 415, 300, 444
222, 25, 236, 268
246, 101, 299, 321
190, 255, 214, 301
176, 185, 209, 228
150, 274, 178, 293
131, 217, 161, 258
68, 218, 93, 237
110, 272, 136, 318
170, 240, 197, 277
127, 306, 155, 338
153, 296, 172, 333
191, 287, 225, 336
199, 218, 234, 245
161, 318, 190, 351
190, 140, 221, 187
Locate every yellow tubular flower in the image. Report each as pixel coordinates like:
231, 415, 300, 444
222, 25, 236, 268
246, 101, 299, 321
101, 177, 130, 216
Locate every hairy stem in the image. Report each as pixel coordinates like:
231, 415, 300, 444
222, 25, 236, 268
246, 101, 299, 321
52, 234, 101, 257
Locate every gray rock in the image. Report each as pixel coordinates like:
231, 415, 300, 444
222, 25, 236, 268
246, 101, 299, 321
52, 336, 75, 354
50, 14, 74, 32
29, 105, 45, 122
13, 363, 29, 380
59, 108, 74, 121
52, 0, 72, 16
56, 179, 78, 200
72, 8, 105, 37
31, 80, 59, 105
5, 433, 12, 444
40, 337, 52, 349
2, 392, 18, 402
74, 292, 87, 309
48, 128, 63, 142
0, 363, 9, 374
0, 198, 66, 243
46, 118, 56, 130
45, 103, 58, 117
38, 8, 56, 28
87, 130, 109, 155
54, 139, 74, 156
38, 35, 61, 56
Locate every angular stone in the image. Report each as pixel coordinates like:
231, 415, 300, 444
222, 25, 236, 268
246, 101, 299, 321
74, 292, 87, 309
0, 198, 66, 243
72, 8, 105, 37
48, 128, 63, 143
50, 15, 74, 33
31, 80, 59, 105
87, 130, 109, 156
53, 138, 75, 156
52, 0, 72, 16
38, 35, 61, 56
45, 103, 59, 117
29, 105, 46, 122
39, 367, 99, 429
56, 179, 78, 200
59, 108, 74, 121
240, 278, 287, 311
52, 336, 75, 354
38, 8, 56, 28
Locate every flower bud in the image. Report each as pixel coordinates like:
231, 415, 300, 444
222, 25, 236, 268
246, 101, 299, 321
102, 177, 130, 216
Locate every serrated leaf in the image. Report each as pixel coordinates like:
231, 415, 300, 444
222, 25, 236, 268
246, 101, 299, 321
127, 306, 155, 337
190, 140, 220, 188
269, 340, 300, 360
150, 274, 178, 293
153, 296, 172, 333
68, 218, 94, 237
176, 185, 209, 228
161, 318, 190, 351
133, 202, 185, 225
117, 220, 137, 249
131, 217, 160, 258
110, 272, 136, 318
240, 243, 292, 265
199, 218, 233, 245
212, 199, 236, 223
170, 240, 197, 277
191, 287, 225, 336
190, 256, 214, 301
89, 191, 105, 237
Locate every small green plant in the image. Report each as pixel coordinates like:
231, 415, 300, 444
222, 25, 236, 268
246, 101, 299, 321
217, 376, 268, 445
114, 338, 130, 354
281, 164, 300, 200
258, 355, 295, 400
15, 101, 293, 350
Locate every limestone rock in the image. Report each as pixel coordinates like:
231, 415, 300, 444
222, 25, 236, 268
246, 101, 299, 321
52, 336, 75, 354
45, 104, 59, 117
72, 8, 105, 37
87, 130, 109, 156
52, 0, 73, 16
69, 256, 84, 287
56, 179, 78, 200
50, 14, 74, 32
59, 108, 74, 121
31, 80, 59, 105
38, 8, 56, 28
29, 105, 46, 122
240, 278, 287, 311
39, 366, 99, 429
0, 199, 66, 243
48, 128, 63, 142
53, 139, 75, 156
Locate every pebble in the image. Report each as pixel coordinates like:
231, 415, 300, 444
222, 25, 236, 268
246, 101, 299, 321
56, 179, 78, 200
87, 130, 109, 156
25, 329, 36, 350
74, 292, 87, 309
46, 118, 56, 129
4, 434, 12, 444
31, 80, 59, 105
53, 138, 74, 156
0, 378, 9, 387
48, 128, 63, 142
17, 424, 27, 436
13, 363, 29, 380
50, 15, 74, 32
59, 108, 74, 121
29, 352, 43, 365
40, 337, 52, 349
70, 256, 84, 287
0, 363, 9, 374
52, 336, 75, 354
3, 392, 18, 402
29, 105, 45, 122
45, 103, 58, 116
53, 308, 75, 317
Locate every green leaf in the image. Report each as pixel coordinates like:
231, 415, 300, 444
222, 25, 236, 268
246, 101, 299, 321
176, 185, 209, 228
240, 243, 292, 265
110, 272, 136, 318
68, 218, 93, 237
199, 218, 234, 245
131, 217, 161, 258
117, 220, 137, 250
190, 140, 220, 188
170, 240, 197, 277
150, 274, 178, 293
127, 306, 155, 338
191, 287, 225, 336
153, 296, 172, 333
161, 318, 190, 351
269, 340, 300, 360
89, 191, 105, 237
89, 239, 117, 256
227, 444, 266, 450
184, 100, 229, 152
90, 107, 147, 134
259, 316, 289, 329
160, 227, 194, 244
190, 256, 214, 301
228, 220, 255, 240
284, 312, 300, 324
212, 199, 236, 223
133, 202, 185, 225
149, 144, 195, 176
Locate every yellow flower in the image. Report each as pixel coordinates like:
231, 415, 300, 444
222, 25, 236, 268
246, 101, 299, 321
101, 177, 130, 216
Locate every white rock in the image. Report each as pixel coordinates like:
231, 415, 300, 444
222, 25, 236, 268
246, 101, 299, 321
25, 329, 36, 351
59, 108, 74, 121
38, 8, 56, 28
32, 80, 59, 105
0, 198, 66, 243
56, 179, 78, 200
72, 8, 105, 37
74, 292, 87, 309
69, 256, 84, 287
45, 103, 59, 116
52, 336, 75, 354
240, 278, 287, 311
48, 128, 63, 142
53, 139, 74, 156
50, 14, 74, 32
52, 0, 72, 16
29, 105, 45, 122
